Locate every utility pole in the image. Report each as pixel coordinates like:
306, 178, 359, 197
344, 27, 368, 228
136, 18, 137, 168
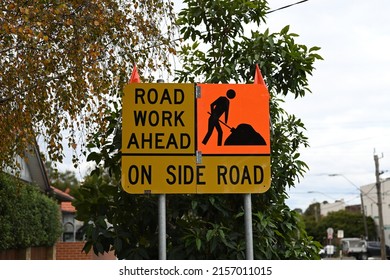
360, 192, 369, 240
374, 153, 386, 260
314, 203, 319, 223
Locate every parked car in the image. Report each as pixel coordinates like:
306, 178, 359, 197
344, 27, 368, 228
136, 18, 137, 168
366, 241, 390, 259
341, 238, 367, 260
341, 238, 390, 260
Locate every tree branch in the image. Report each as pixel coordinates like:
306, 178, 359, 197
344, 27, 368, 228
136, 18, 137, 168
0, 93, 20, 105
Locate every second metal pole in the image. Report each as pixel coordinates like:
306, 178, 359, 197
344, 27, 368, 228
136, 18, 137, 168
158, 194, 166, 260
157, 78, 167, 260
244, 194, 254, 260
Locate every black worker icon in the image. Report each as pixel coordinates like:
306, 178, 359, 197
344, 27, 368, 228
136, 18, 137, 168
202, 89, 236, 146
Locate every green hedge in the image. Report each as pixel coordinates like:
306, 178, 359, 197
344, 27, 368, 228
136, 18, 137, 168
0, 172, 62, 250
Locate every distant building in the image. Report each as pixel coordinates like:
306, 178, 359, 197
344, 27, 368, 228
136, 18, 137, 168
320, 199, 346, 216
3, 143, 51, 193
51, 186, 84, 242
345, 204, 362, 213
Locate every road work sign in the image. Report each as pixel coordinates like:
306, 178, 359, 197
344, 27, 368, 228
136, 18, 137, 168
196, 83, 270, 193
121, 82, 270, 194
122, 83, 195, 155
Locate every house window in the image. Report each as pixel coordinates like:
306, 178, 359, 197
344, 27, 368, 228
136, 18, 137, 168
63, 222, 75, 242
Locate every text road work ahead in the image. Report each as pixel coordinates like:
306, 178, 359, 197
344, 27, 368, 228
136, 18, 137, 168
126, 87, 191, 151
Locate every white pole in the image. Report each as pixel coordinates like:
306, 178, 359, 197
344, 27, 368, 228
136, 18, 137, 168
244, 194, 254, 260
156, 78, 167, 260
158, 194, 166, 259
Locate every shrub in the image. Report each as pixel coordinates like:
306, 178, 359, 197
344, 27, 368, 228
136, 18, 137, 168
0, 172, 62, 250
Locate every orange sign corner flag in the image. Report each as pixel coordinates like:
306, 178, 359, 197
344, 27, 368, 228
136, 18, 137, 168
128, 64, 141, 84
254, 64, 266, 87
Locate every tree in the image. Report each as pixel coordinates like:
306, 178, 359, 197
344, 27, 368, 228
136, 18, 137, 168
303, 208, 377, 244
173, 0, 323, 259
0, 0, 176, 170
73, 0, 323, 259
45, 161, 79, 192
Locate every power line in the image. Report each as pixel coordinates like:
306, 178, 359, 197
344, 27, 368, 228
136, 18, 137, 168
134, 0, 311, 54
267, 0, 309, 14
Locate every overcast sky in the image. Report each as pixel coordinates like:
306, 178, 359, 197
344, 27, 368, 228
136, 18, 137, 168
56, 1, 390, 212
266, 0, 390, 210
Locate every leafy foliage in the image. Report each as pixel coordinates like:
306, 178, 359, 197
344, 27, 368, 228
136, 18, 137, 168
303, 208, 377, 244
0, 0, 176, 170
0, 172, 62, 250
73, 0, 323, 259
45, 161, 79, 192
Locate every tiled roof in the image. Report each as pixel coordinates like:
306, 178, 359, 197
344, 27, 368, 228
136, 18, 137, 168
50, 186, 74, 202
61, 202, 76, 213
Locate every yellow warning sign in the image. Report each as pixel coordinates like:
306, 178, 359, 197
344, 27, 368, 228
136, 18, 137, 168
121, 155, 270, 194
122, 156, 197, 194
122, 83, 195, 155
121, 82, 271, 194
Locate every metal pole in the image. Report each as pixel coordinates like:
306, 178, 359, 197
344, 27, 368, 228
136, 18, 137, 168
244, 194, 254, 260
360, 192, 368, 239
314, 203, 319, 223
374, 154, 386, 260
158, 194, 166, 260
157, 78, 166, 260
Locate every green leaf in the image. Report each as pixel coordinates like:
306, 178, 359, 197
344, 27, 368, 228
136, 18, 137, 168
280, 25, 290, 35
218, 229, 226, 240
309, 46, 321, 52
195, 238, 202, 251
206, 230, 213, 241
87, 152, 102, 163
95, 242, 104, 254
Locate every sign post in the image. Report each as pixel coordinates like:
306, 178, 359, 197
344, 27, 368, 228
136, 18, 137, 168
122, 78, 271, 259
244, 193, 254, 259
327, 227, 334, 244
156, 79, 166, 260
158, 193, 166, 260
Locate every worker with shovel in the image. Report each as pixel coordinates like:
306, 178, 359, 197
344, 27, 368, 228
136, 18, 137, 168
202, 89, 236, 146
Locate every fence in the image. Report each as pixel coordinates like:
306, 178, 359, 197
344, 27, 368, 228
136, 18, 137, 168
0, 242, 115, 260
